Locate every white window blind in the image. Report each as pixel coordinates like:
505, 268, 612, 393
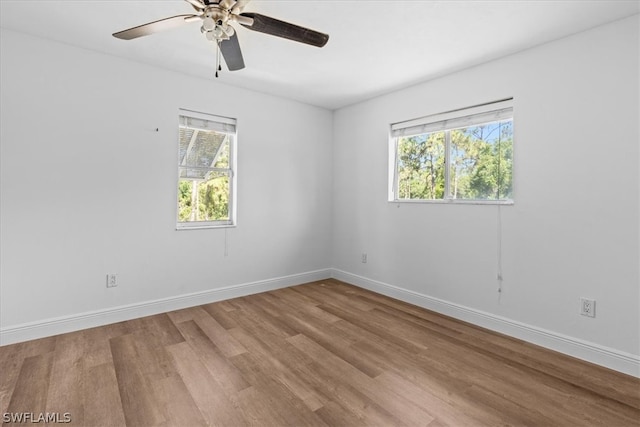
179, 108, 236, 134
391, 98, 513, 137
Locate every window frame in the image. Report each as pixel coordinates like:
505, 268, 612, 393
176, 108, 237, 230
389, 99, 514, 205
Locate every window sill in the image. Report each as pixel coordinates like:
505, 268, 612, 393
390, 199, 514, 206
176, 223, 236, 231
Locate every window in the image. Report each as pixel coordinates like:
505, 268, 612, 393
177, 109, 236, 229
390, 99, 513, 203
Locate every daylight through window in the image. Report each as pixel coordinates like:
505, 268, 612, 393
177, 109, 236, 229
390, 99, 513, 203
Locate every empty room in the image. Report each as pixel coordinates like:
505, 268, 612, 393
1, 0, 639, 425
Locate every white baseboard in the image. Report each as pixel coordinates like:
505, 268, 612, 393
3, 267, 637, 378
331, 269, 640, 378
0, 269, 331, 346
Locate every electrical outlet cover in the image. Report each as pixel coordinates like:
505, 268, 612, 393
580, 298, 595, 318
106, 274, 118, 288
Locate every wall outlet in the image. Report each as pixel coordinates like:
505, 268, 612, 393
361, 253, 367, 263
106, 274, 118, 288
580, 297, 595, 317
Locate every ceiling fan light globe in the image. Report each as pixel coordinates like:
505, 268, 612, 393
213, 27, 224, 38
223, 25, 235, 36
202, 17, 216, 31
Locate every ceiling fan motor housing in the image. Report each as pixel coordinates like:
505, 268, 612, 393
202, 6, 233, 41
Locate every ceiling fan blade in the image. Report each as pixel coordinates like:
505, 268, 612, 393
184, 0, 205, 10
113, 15, 197, 40
231, 0, 251, 14
239, 13, 329, 47
219, 32, 245, 71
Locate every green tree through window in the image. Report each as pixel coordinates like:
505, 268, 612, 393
392, 100, 513, 202
177, 110, 236, 228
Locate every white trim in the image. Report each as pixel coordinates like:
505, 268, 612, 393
390, 199, 514, 206
0, 269, 331, 346
175, 223, 236, 230
176, 220, 235, 230
3, 267, 637, 378
330, 268, 640, 378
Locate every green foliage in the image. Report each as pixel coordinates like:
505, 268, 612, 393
178, 180, 193, 221
177, 130, 232, 223
398, 132, 446, 199
199, 174, 229, 221
397, 121, 513, 200
177, 175, 229, 222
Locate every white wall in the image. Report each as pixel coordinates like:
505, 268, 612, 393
332, 15, 639, 370
0, 29, 333, 332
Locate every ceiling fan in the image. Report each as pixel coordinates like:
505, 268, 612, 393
113, 0, 329, 76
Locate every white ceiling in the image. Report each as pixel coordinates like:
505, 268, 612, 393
1, 0, 638, 110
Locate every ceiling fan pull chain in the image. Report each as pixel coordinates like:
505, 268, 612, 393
215, 40, 220, 78
217, 40, 220, 71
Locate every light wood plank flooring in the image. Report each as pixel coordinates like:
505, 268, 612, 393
1, 279, 639, 426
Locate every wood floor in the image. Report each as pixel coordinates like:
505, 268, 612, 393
1, 279, 639, 426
